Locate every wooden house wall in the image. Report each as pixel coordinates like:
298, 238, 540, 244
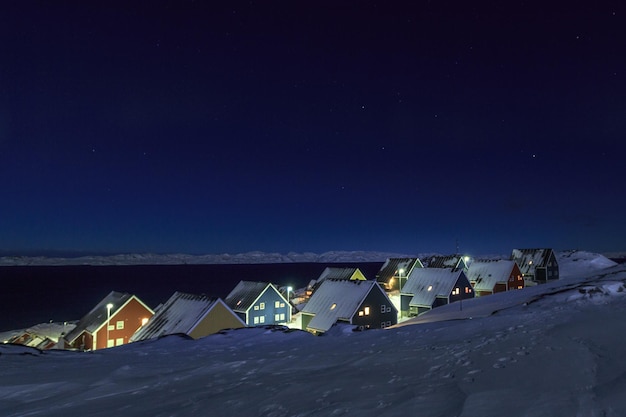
246, 288, 290, 326
189, 302, 245, 339
94, 298, 153, 350
349, 288, 397, 330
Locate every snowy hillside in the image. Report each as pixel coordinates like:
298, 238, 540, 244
2, 252, 626, 416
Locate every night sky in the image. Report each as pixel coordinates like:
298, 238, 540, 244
1, 2, 625, 257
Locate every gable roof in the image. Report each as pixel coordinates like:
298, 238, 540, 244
301, 279, 382, 332
130, 292, 242, 342
65, 291, 140, 343
402, 268, 465, 308
511, 248, 556, 275
467, 260, 517, 292
318, 267, 367, 281
224, 281, 284, 313
421, 254, 468, 271
375, 258, 422, 284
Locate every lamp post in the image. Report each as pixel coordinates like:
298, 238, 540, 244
106, 303, 113, 349
398, 268, 405, 291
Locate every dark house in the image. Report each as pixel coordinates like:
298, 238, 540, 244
301, 279, 397, 334
511, 248, 559, 284
375, 257, 423, 291
130, 292, 245, 342
400, 268, 474, 316
467, 260, 524, 296
224, 281, 292, 326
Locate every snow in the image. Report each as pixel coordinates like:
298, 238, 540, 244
2, 251, 626, 416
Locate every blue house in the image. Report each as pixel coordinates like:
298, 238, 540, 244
224, 281, 292, 326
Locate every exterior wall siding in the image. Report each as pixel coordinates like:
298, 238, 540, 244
247, 288, 290, 326
95, 298, 153, 350
189, 302, 245, 339
350, 289, 397, 329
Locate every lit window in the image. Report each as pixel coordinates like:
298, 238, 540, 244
260, 316, 265, 323
330, 303, 337, 310
141, 317, 149, 326
364, 307, 370, 315
518, 286, 523, 289
275, 301, 280, 308
280, 302, 285, 307
108, 324, 114, 331
254, 305, 259, 311
280, 313, 285, 321
465, 287, 471, 294
236, 300, 242, 306
358, 310, 364, 316
107, 339, 114, 348
116, 320, 124, 330
115, 338, 124, 346
453, 288, 460, 295
275, 314, 280, 321
260, 302, 265, 310
427, 285, 433, 291
254, 317, 259, 324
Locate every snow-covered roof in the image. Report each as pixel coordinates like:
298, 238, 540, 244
402, 268, 465, 307
301, 279, 379, 332
375, 258, 422, 283
131, 292, 232, 342
318, 267, 366, 281
224, 281, 281, 313
467, 260, 517, 292
511, 248, 556, 275
422, 254, 467, 271
65, 291, 135, 343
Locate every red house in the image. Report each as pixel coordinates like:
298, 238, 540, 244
63, 291, 154, 350
467, 260, 524, 297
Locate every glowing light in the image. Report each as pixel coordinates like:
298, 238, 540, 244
141, 317, 149, 326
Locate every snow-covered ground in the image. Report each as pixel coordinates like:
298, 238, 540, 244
2, 251, 626, 416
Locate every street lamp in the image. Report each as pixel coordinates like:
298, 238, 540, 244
398, 268, 405, 291
106, 303, 113, 349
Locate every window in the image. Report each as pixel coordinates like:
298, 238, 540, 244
254, 305, 259, 311
107, 339, 114, 348
452, 288, 460, 295
260, 316, 265, 323
427, 285, 433, 291
381, 322, 387, 328
115, 338, 124, 346
358, 310, 364, 316
260, 302, 265, 310
465, 287, 472, 294
386, 306, 392, 313
275, 301, 280, 308
116, 320, 124, 330
254, 316, 259, 324
280, 302, 285, 308
108, 324, 114, 331
330, 303, 337, 310
364, 306, 370, 315
381, 305, 386, 313
275, 314, 280, 321
280, 313, 285, 321
386, 321, 392, 327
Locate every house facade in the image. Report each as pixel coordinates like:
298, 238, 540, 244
511, 248, 559, 284
224, 281, 291, 326
467, 260, 524, 296
130, 292, 245, 342
300, 279, 397, 334
64, 291, 154, 350
400, 268, 474, 316
375, 257, 423, 291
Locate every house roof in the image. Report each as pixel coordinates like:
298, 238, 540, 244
467, 260, 517, 292
401, 268, 465, 308
131, 292, 239, 342
375, 258, 421, 284
421, 254, 467, 271
65, 291, 136, 343
511, 248, 555, 275
318, 267, 366, 281
301, 279, 381, 332
224, 281, 282, 313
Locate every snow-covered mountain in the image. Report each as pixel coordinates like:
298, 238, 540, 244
0, 250, 415, 266
1, 251, 626, 416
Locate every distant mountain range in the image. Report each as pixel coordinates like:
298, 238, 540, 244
0, 251, 416, 266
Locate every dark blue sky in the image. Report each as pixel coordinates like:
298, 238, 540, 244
1, 2, 625, 256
